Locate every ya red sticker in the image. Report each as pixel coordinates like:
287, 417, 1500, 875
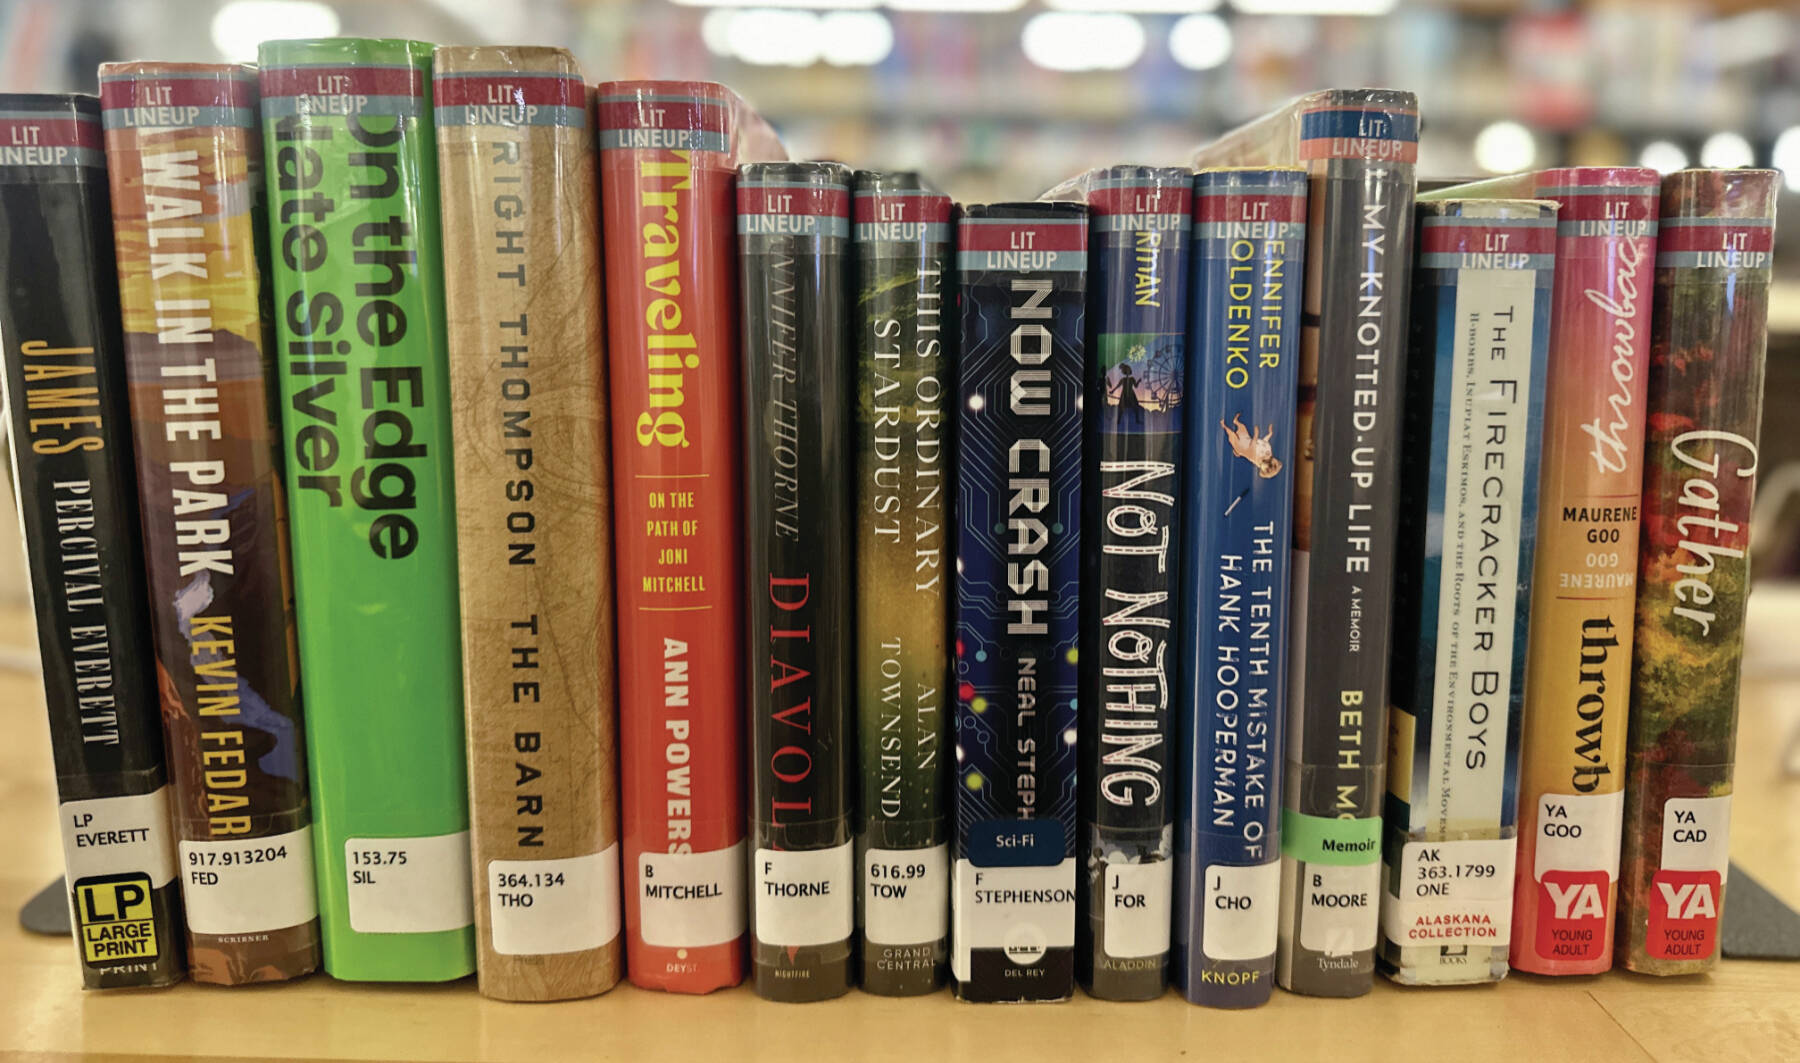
1646, 869, 1721, 961
1535, 869, 1610, 963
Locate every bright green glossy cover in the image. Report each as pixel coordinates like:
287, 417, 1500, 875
257, 37, 473, 981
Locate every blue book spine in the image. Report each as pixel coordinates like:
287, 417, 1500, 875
1077, 166, 1192, 1001
1174, 168, 1308, 1008
952, 201, 1087, 1003
1378, 199, 1555, 985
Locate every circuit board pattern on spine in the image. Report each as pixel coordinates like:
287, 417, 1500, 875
952, 201, 1087, 1003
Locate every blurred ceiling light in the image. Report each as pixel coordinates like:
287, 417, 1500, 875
1638, 140, 1690, 175
1046, 0, 1219, 12
886, 0, 1028, 11
1473, 120, 1537, 175
1022, 11, 1146, 71
1229, 0, 1396, 14
728, 8, 824, 66
1773, 128, 1800, 193
820, 10, 894, 65
211, 0, 340, 63
1699, 131, 1755, 170
1169, 13, 1233, 70
671, 0, 876, 7
700, 9, 738, 56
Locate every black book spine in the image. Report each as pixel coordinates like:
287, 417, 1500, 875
1275, 88, 1419, 998
1078, 167, 1192, 1000
0, 94, 184, 989
852, 170, 954, 997
952, 201, 1088, 1003
739, 160, 856, 1001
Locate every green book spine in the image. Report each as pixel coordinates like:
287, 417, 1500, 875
257, 37, 473, 981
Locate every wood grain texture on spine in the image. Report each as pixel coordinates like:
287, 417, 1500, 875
435, 45, 622, 1001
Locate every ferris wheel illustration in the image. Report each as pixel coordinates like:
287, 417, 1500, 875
1125, 339, 1184, 413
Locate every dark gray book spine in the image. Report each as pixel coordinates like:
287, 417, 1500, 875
739, 160, 856, 1001
0, 93, 185, 989
1271, 89, 1419, 998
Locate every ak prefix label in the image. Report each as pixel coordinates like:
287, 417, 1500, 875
100, 61, 322, 986
739, 161, 856, 1001
1380, 199, 1554, 986
1175, 167, 1306, 1008
258, 38, 474, 982
1427, 167, 1661, 975
853, 170, 954, 997
599, 80, 782, 993
952, 202, 1086, 1003
1194, 87, 1419, 998
0, 93, 185, 989
1078, 166, 1190, 1002
436, 46, 622, 1001
1619, 169, 1779, 974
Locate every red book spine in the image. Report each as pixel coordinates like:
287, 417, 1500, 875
598, 80, 779, 992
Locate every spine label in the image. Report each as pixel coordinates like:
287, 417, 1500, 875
636, 842, 747, 948
1530, 790, 1623, 963
1284, 810, 1380, 955
344, 832, 474, 934
1645, 795, 1729, 961
61, 789, 179, 887
487, 846, 623, 957
1381, 839, 1517, 947
953, 858, 1079, 972
178, 826, 318, 934
1103, 860, 1173, 959
864, 843, 950, 945
754, 843, 856, 947
1201, 860, 1281, 961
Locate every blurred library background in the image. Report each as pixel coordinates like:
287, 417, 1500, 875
0, 0, 1797, 659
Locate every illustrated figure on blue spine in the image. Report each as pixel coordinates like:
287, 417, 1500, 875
1221, 413, 1283, 478
1109, 359, 1146, 438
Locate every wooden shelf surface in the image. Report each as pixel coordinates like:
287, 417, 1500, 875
1, 600, 1798, 1063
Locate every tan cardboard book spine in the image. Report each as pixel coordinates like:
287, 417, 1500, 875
435, 45, 623, 1001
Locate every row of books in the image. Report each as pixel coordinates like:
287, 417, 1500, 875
0, 42, 1776, 1005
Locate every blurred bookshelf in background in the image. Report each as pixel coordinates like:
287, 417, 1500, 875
1, 0, 1799, 598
